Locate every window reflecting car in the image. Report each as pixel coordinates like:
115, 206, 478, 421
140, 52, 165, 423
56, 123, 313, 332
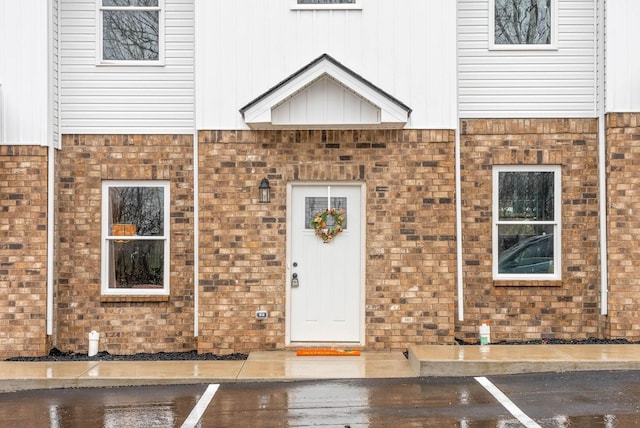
498, 234, 554, 274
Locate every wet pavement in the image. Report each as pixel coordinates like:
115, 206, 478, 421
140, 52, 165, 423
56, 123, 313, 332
3, 344, 640, 426
2, 372, 640, 427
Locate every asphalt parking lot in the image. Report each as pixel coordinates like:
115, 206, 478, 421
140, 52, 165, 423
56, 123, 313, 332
1, 371, 640, 427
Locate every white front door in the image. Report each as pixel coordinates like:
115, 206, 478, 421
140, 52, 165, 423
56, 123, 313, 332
289, 184, 363, 343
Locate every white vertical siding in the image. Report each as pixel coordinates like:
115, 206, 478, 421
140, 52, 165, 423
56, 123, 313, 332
271, 76, 381, 126
195, 0, 456, 130
606, 0, 640, 112
60, 0, 194, 134
458, 0, 597, 118
0, 0, 50, 145
0, 84, 3, 143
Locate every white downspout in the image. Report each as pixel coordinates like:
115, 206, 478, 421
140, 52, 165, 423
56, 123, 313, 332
597, 0, 608, 316
598, 115, 607, 315
193, 129, 199, 337
47, 145, 55, 335
455, 129, 463, 322
455, 3, 464, 322
46, 0, 58, 336
193, 1, 199, 337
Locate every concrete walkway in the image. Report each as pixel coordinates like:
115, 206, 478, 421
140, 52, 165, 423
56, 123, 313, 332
1, 344, 639, 392
408, 344, 640, 377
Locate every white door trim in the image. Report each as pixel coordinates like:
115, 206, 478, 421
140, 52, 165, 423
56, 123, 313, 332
285, 181, 366, 347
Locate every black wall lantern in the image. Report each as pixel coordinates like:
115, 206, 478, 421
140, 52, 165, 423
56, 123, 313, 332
259, 178, 271, 203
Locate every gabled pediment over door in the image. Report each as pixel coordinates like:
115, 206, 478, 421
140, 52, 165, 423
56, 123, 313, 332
240, 54, 411, 129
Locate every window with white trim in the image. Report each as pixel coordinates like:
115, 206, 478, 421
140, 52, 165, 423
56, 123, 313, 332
490, 0, 557, 50
493, 166, 561, 280
291, 0, 361, 10
102, 181, 170, 295
98, 0, 164, 64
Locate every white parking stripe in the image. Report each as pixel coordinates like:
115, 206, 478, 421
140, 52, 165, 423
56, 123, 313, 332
475, 376, 541, 428
180, 383, 220, 428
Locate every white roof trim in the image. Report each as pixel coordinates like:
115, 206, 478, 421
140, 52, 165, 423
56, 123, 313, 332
240, 54, 411, 129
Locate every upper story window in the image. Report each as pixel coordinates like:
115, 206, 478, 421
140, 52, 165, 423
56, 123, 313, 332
493, 166, 561, 281
98, 0, 164, 64
490, 0, 557, 50
291, 0, 362, 10
102, 181, 170, 295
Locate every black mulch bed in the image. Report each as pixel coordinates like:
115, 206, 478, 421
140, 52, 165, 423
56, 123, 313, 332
6, 348, 248, 362
399, 337, 640, 359
455, 337, 640, 346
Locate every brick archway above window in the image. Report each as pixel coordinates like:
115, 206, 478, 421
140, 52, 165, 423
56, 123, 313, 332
239, 53, 411, 130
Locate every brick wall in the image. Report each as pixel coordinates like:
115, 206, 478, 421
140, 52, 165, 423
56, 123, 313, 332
0, 145, 49, 358
458, 118, 603, 343
5, 121, 626, 355
606, 113, 640, 340
55, 134, 196, 354
198, 129, 457, 354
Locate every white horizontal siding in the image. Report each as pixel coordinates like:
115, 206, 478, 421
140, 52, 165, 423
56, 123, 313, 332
606, 0, 640, 112
0, 0, 50, 145
458, 0, 597, 118
196, 0, 456, 130
60, 0, 194, 134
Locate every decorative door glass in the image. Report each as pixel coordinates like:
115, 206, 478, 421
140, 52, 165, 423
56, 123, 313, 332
304, 197, 347, 229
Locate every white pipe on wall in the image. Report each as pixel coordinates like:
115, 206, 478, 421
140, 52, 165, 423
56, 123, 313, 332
597, 0, 608, 316
455, 127, 463, 322
193, 130, 199, 337
193, 0, 202, 339
47, 143, 54, 336
46, 0, 57, 336
455, 2, 464, 322
598, 114, 608, 315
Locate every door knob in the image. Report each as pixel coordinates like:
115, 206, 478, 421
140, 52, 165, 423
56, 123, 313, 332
291, 273, 299, 288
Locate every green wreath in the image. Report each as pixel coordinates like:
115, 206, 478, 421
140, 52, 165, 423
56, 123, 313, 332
310, 208, 346, 243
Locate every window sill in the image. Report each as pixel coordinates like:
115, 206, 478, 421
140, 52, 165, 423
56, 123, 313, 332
488, 44, 558, 51
96, 60, 165, 67
291, 6, 362, 10
493, 280, 562, 287
290, 0, 362, 10
101, 295, 169, 303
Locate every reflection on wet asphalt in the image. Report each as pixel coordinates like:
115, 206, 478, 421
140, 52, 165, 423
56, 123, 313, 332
0, 384, 202, 428
1, 373, 640, 427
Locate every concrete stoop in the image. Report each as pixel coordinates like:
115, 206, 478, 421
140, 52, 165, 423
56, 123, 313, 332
407, 344, 640, 377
